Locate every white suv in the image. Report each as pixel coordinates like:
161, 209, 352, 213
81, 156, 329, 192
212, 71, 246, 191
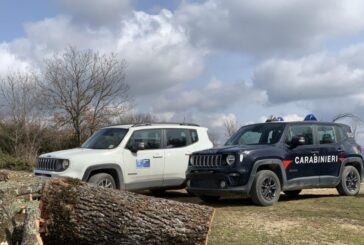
34, 123, 213, 194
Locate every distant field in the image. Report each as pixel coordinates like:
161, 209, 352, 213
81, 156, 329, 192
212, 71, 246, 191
163, 185, 364, 245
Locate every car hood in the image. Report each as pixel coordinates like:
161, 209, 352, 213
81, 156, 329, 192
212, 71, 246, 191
39, 148, 112, 159
194, 144, 276, 154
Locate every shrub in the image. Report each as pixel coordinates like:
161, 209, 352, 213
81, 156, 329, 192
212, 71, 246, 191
0, 153, 34, 172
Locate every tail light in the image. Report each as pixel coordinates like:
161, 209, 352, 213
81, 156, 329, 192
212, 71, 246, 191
355, 144, 362, 154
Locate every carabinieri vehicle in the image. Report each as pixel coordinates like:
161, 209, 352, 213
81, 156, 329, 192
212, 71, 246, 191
186, 116, 363, 206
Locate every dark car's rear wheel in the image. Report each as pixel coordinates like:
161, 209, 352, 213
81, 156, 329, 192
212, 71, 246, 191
284, 190, 302, 198
337, 166, 361, 196
251, 170, 281, 206
88, 173, 116, 189
198, 195, 220, 203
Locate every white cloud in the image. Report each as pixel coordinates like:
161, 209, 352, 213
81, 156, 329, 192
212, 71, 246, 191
177, 0, 364, 56
115, 10, 206, 95
2, 9, 206, 97
55, 0, 131, 26
212, 113, 237, 128
154, 78, 267, 113
0, 43, 31, 75
253, 43, 364, 104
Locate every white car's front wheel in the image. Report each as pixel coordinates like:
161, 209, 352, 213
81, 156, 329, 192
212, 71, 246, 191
88, 173, 116, 189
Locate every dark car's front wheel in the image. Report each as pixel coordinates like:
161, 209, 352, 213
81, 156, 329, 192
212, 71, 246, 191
337, 166, 361, 196
251, 170, 281, 206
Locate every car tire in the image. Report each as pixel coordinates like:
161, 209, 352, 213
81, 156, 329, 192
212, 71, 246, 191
150, 189, 166, 196
199, 195, 220, 203
88, 173, 116, 189
251, 170, 281, 206
186, 189, 195, 196
284, 190, 302, 198
336, 166, 361, 196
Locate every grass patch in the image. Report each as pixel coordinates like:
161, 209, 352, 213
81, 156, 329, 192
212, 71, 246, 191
0, 154, 34, 171
208, 192, 364, 245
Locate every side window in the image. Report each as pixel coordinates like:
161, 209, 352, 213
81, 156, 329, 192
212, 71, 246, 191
166, 129, 189, 148
127, 129, 162, 150
335, 126, 347, 142
318, 126, 336, 144
286, 125, 314, 145
190, 130, 199, 143
239, 131, 261, 145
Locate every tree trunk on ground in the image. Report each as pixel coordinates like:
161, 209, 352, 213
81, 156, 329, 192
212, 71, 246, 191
22, 201, 42, 245
40, 178, 214, 245
0, 172, 45, 244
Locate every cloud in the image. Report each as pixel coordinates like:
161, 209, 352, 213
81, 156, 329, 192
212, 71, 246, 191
115, 10, 206, 95
55, 0, 131, 26
0, 43, 31, 75
153, 78, 267, 113
253, 43, 364, 104
177, 0, 364, 57
3, 9, 206, 97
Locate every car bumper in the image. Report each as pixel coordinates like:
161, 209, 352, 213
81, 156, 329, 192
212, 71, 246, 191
185, 171, 250, 197
33, 169, 79, 179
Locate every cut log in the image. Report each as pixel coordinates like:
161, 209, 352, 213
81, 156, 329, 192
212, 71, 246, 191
21, 201, 43, 245
40, 178, 214, 245
0, 172, 46, 244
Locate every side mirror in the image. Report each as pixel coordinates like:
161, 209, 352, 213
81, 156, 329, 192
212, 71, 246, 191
137, 142, 145, 151
290, 136, 306, 148
129, 142, 145, 153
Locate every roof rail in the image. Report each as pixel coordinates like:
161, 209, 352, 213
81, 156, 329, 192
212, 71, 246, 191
131, 122, 200, 127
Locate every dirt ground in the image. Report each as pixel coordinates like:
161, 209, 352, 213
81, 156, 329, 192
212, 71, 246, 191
2, 171, 364, 245
158, 186, 364, 245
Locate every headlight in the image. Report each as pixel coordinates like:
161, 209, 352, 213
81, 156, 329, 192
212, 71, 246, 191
189, 156, 194, 166
239, 153, 244, 162
56, 159, 70, 171
226, 154, 236, 166
62, 159, 70, 169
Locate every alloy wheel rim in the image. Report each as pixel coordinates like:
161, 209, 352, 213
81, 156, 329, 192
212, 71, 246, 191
346, 171, 359, 192
98, 179, 113, 188
261, 177, 277, 201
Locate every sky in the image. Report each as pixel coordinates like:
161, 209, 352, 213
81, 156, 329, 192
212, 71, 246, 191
1, 0, 364, 143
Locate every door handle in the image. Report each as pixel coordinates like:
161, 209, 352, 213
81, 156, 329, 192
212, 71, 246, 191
337, 148, 345, 153
310, 151, 319, 154
153, 154, 163, 159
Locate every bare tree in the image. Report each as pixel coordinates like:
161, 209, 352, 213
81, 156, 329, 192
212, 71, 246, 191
40, 47, 130, 145
0, 71, 44, 161
207, 130, 220, 147
223, 117, 238, 137
116, 112, 158, 124
332, 113, 364, 138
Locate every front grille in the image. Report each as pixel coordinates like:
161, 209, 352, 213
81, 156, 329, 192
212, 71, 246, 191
192, 154, 223, 168
36, 158, 60, 171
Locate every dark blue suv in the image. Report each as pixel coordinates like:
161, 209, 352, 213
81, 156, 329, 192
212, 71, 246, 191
186, 121, 363, 206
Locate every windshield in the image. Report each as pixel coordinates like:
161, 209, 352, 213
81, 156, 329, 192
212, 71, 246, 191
82, 128, 128, 149
225, 123, 285, 146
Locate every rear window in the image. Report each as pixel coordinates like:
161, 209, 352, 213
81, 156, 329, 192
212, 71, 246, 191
190, 129, 199, 143
317, 125, 336, 144
166, 129, 189, 148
